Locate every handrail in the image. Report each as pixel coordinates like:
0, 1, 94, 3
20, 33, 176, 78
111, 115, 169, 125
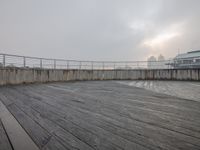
0, 53, 175, 70
0, 53, 169, 63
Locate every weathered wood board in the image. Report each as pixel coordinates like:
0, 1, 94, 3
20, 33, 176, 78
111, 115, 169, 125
0, 81, 200, 150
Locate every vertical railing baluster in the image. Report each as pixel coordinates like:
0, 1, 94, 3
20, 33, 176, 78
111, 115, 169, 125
23, 56, 26, 68
91, 62, 93, 70
79, 61, 82, 70
40, 58, 42, 69
67, 61, 69, 69
3, 54, 5, 67
54, 59, 56, 69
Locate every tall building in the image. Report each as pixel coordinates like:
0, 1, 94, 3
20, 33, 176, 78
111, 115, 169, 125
158, 54, 165, 61
147, 56, 157, 69
157, 54, 166, 68
147, 54, 168, 69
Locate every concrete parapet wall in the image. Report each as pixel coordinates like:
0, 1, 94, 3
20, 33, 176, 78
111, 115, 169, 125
0, 68, 199, 85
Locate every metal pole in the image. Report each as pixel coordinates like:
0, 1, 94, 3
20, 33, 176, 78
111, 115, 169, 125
40, 58, 42, 69
3, 54, 5, 67
91, 62, 93, 70
23, 56, 26, 68
54, 59, 56, 69
103, 62, 104, 70
79, 61, 82, 70
113, 63, 115, 70
67, 61, 69, 69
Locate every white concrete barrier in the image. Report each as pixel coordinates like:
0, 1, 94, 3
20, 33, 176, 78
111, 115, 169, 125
0, 68, 199, 85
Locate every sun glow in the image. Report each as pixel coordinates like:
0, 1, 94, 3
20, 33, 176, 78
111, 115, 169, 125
144, 32, 179, 47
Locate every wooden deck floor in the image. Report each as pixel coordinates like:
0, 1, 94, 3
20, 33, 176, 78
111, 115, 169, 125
0, 119, 12, 150
0, 81, 200, 150
118, 80, 200, 102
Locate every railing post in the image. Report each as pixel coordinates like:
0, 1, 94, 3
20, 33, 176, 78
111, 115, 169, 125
40, 58, 42, 69
67, 61, 69, 69
79, 61, 82, 70
102, 62, 105, 70
54, 59, 56, 69
3, 54, 5, 67
91, 62, 93, 70
23, 56, 26, 68
113, 63, 115, 70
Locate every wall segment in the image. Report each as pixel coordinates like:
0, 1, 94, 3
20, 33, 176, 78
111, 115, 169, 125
0, 68, 199, 85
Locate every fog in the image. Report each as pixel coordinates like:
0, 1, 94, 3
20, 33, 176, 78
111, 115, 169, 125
0, 0, 200, 61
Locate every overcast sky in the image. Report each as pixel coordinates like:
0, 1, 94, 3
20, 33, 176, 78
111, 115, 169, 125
0, 0, 200, 61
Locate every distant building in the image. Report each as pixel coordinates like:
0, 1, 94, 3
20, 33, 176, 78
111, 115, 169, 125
157, 54, 167, 68
158, 54, 165, 61
147, 56, 157, 69
172, 50, 200, 69
147, 55, 168, 69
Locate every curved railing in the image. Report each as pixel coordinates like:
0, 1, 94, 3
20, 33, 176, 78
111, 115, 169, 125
0, 53, 199, 85
0, 53, 174, 70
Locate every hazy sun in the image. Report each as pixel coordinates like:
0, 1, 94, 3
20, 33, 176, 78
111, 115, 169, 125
144, 32, 179, 47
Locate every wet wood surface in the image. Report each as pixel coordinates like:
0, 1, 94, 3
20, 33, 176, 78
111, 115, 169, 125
0, 119, 12, 150
118, 80, 200, 102
0, 81, 200, 150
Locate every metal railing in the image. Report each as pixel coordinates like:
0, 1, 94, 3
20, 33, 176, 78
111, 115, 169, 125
0, 53, 174, 70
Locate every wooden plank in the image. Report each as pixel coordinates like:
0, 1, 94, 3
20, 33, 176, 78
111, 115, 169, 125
0, 119, 12, 150
0, 100, 39, 150
41, 137, 69, 150
54, 82, 200, 126
31, 83, 200, 149
2, 87, 96, 150
7, 103, 50, 149
3, 91, 86, 150
0, 88, 14, 106
32, 103, 143, 150
13, 85, 200, 150
26, 84, 200, 140
1, 81, 200, 150
6, 86, 148, 150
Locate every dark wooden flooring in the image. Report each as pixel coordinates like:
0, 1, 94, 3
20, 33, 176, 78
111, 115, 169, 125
0, 119, 12, 150
118, 80, 200, 102
0, 81, 200, 150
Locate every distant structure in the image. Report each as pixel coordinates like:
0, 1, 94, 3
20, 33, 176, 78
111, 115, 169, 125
158, 54, 165, 61
172, 50, 200, 69
157, 54, 166, 68
147, 56, 157, 69
147, 55, 168, 69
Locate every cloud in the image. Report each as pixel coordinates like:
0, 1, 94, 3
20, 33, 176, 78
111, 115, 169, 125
0, 0, 200, 61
